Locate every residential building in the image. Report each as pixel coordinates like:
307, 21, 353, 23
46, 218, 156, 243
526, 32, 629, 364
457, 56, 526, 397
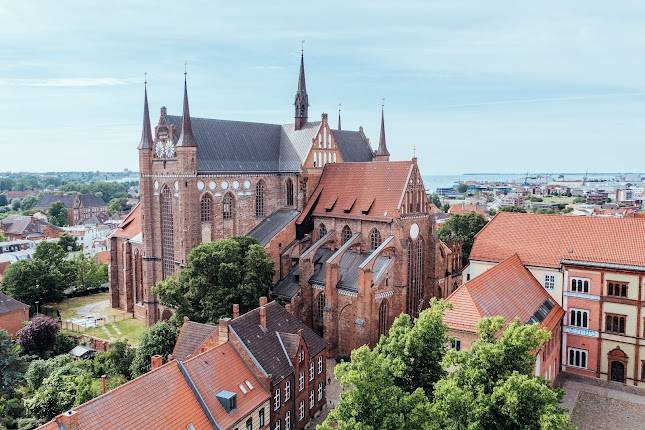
0, 291, 29, 338
468, 212, 645, 387
34, 193, 108, 225
172, 298, 327, 430
38, 341, 270, 430
0, 214, 62, 241
445, 254, 564, 382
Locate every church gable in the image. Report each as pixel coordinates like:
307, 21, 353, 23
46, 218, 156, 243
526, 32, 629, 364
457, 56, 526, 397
399, 163, 428, 216
304, 114, 341, 169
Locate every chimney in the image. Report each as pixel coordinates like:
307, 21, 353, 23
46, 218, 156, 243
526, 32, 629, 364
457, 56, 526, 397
57, 410, 79, 430
151, 355, 163, 370
168, 354, 174, 362
183, 316, 189, 324
101, 375, 107, 394
219, 318, 230, 344
259, 296, 268, 328
285, 303, 293, 314
232, 304, 239, 319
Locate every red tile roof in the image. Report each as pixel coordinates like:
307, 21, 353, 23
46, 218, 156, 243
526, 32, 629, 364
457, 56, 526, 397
470, 212, 645, 269
183, 343, 270, 429
444, 254, 564, 334
94, 250, 110, 265
298, 161, 416, 223
448, 203, 488, 216
173, 320, 218, 361
110, 202, 141, 239
39, 359, 212, 430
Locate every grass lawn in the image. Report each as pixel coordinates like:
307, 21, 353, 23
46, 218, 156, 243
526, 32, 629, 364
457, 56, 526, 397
540, 196, 576, 205
85, 318, 146, 346
48, 292, 146, 346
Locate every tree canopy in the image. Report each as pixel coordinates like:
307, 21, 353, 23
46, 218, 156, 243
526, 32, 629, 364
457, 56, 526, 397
48, 202, 68, 227
16, 316, 60, 357
129, 321, 178, 377
320, 303, 574, 430
437, 212, 488, 263
153, 236, 273, 323
58, 233, 81, 252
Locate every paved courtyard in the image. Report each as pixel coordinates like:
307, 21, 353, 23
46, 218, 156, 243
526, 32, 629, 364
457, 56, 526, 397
560, 375, 645, 430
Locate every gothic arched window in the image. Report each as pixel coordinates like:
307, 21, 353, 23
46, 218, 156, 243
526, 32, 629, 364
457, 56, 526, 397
160, 185, 175, 278
286, 178, 294, 207
379, 300, 389, 337
223, 192, 235, 220
316, 292, 325, 319
407, 236, 424, 318
369, 228, 382, 250
134, 249, 143, 304
255, 180, 265, 218
341, 225, 352, 244
319, 223, 327, 239
200, 194, 212, 222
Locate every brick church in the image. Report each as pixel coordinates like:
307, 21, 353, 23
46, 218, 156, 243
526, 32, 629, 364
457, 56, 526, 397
109, 52, 459, 355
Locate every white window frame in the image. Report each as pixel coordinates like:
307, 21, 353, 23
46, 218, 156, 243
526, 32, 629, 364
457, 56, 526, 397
274, 388, 280, 411
299, 370, 304, 391
309, 362, 314, 381
275, 418, 281, 430
451, 339, 461, 351
567, 347, 588, 369
309, 389, 315, 409
299, 400, 305, 420
317, 382, 323, 400
285, 411, 291, 430
569, 308, 589, 328
317, 356, 323, 374
543, 273, 556, 290
284, 379, 290, 401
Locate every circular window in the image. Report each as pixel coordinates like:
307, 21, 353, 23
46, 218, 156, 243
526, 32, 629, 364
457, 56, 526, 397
221, 181, 229, 190
232, 181, 240, 190
243, 180, 251, 189
197, 181, 205, 190
208, 181, 216, 191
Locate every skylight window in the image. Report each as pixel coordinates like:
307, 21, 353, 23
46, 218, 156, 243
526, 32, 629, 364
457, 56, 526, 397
239, 384, 248, 394
245, 380, 254, 390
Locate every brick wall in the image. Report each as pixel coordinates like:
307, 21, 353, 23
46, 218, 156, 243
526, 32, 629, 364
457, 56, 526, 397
0, 308, 28, 338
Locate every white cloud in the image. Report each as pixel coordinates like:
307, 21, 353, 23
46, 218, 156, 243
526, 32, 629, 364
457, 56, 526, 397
0, 78, 138, 87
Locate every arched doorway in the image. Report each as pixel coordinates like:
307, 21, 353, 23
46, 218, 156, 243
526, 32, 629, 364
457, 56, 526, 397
608, 347, 628, 383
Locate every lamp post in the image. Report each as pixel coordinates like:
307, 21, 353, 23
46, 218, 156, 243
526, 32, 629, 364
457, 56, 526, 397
35, 300, 39, 316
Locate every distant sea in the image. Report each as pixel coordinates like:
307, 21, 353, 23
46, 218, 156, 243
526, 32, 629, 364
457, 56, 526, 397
423, 173, 644, 193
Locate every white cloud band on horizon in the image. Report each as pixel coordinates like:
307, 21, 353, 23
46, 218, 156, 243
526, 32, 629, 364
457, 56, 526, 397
0, 78, 139, 87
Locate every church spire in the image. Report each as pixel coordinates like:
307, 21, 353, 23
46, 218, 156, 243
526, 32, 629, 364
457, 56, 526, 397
137, 76, 153, 150
337, 104, 342, 130
294, 43, 309, 130
177, 67, 197, 147
374, 102, 390, 161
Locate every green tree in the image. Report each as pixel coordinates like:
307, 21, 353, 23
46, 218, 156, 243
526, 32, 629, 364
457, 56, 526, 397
457, 183, 468, 193
0, 331, 30, 397
499, 205, 527, 213
11, 199, 21, 211
431, 317, 574, 430
129, 322, 178, 377
428, 193, 442, 209
58, 233, 81, 252
0, 194, 7, 206
573, 196, 586, 204
33, 241, 66, 268
69, 253, 108, 292
154, 237, 273, 323
1, 259, 66, 309
48, 201, 68, 226
0, 232, 5, 242
21, 195, 38, 211
108, 197, 128, 215
437, 212, 488, 263
92, 340, 134, 380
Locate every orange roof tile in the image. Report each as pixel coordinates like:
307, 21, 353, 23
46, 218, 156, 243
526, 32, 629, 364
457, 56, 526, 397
183, 343, 270, 429
444, 254, 564, 334
39, 359, 212, 430
110, 202, 141, 239
298, 161, 415, 223
448, 203, 488, 216
94, 250, 110, 265
470, 212, 645, 269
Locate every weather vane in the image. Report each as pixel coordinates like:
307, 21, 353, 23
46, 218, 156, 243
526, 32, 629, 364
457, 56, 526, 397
144, 72, 147, 86
381, 97, 385, 110
184, 61, 188, 77
301, 40, 305, 55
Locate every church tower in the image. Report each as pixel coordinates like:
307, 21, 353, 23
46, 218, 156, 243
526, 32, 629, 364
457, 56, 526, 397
294, 51, 309, 130
374, 105, 390, 161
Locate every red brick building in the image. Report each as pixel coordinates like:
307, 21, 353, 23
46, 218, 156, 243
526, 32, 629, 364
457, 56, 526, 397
172, 298, 327, 430
444, 254, 564, 382
0, 214, 62, 241
34, 193, 108, 226
0, 291, 29, 338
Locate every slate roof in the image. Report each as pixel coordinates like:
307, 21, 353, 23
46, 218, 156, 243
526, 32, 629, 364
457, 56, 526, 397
0, 215, 60, 237
247, 208, 300, 246
298, 161, 415, 223
173, 320, 218, 362
272, 265, 301, 299
444, 254, 564, 334
310, 248, 335, 285
230, 301, 326, 384
0, 291, 28, 315
35, 193, 106, 209
165, 115, 372, 173
470, 212, 645, 269
331, 129, 374, 162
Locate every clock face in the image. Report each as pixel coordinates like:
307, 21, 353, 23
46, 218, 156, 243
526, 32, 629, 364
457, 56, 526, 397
197, 181, 205, 191
164, 141, 175, 158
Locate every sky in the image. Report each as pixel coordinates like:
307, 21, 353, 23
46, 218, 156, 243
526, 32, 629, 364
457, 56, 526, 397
1, 1, 645, 175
